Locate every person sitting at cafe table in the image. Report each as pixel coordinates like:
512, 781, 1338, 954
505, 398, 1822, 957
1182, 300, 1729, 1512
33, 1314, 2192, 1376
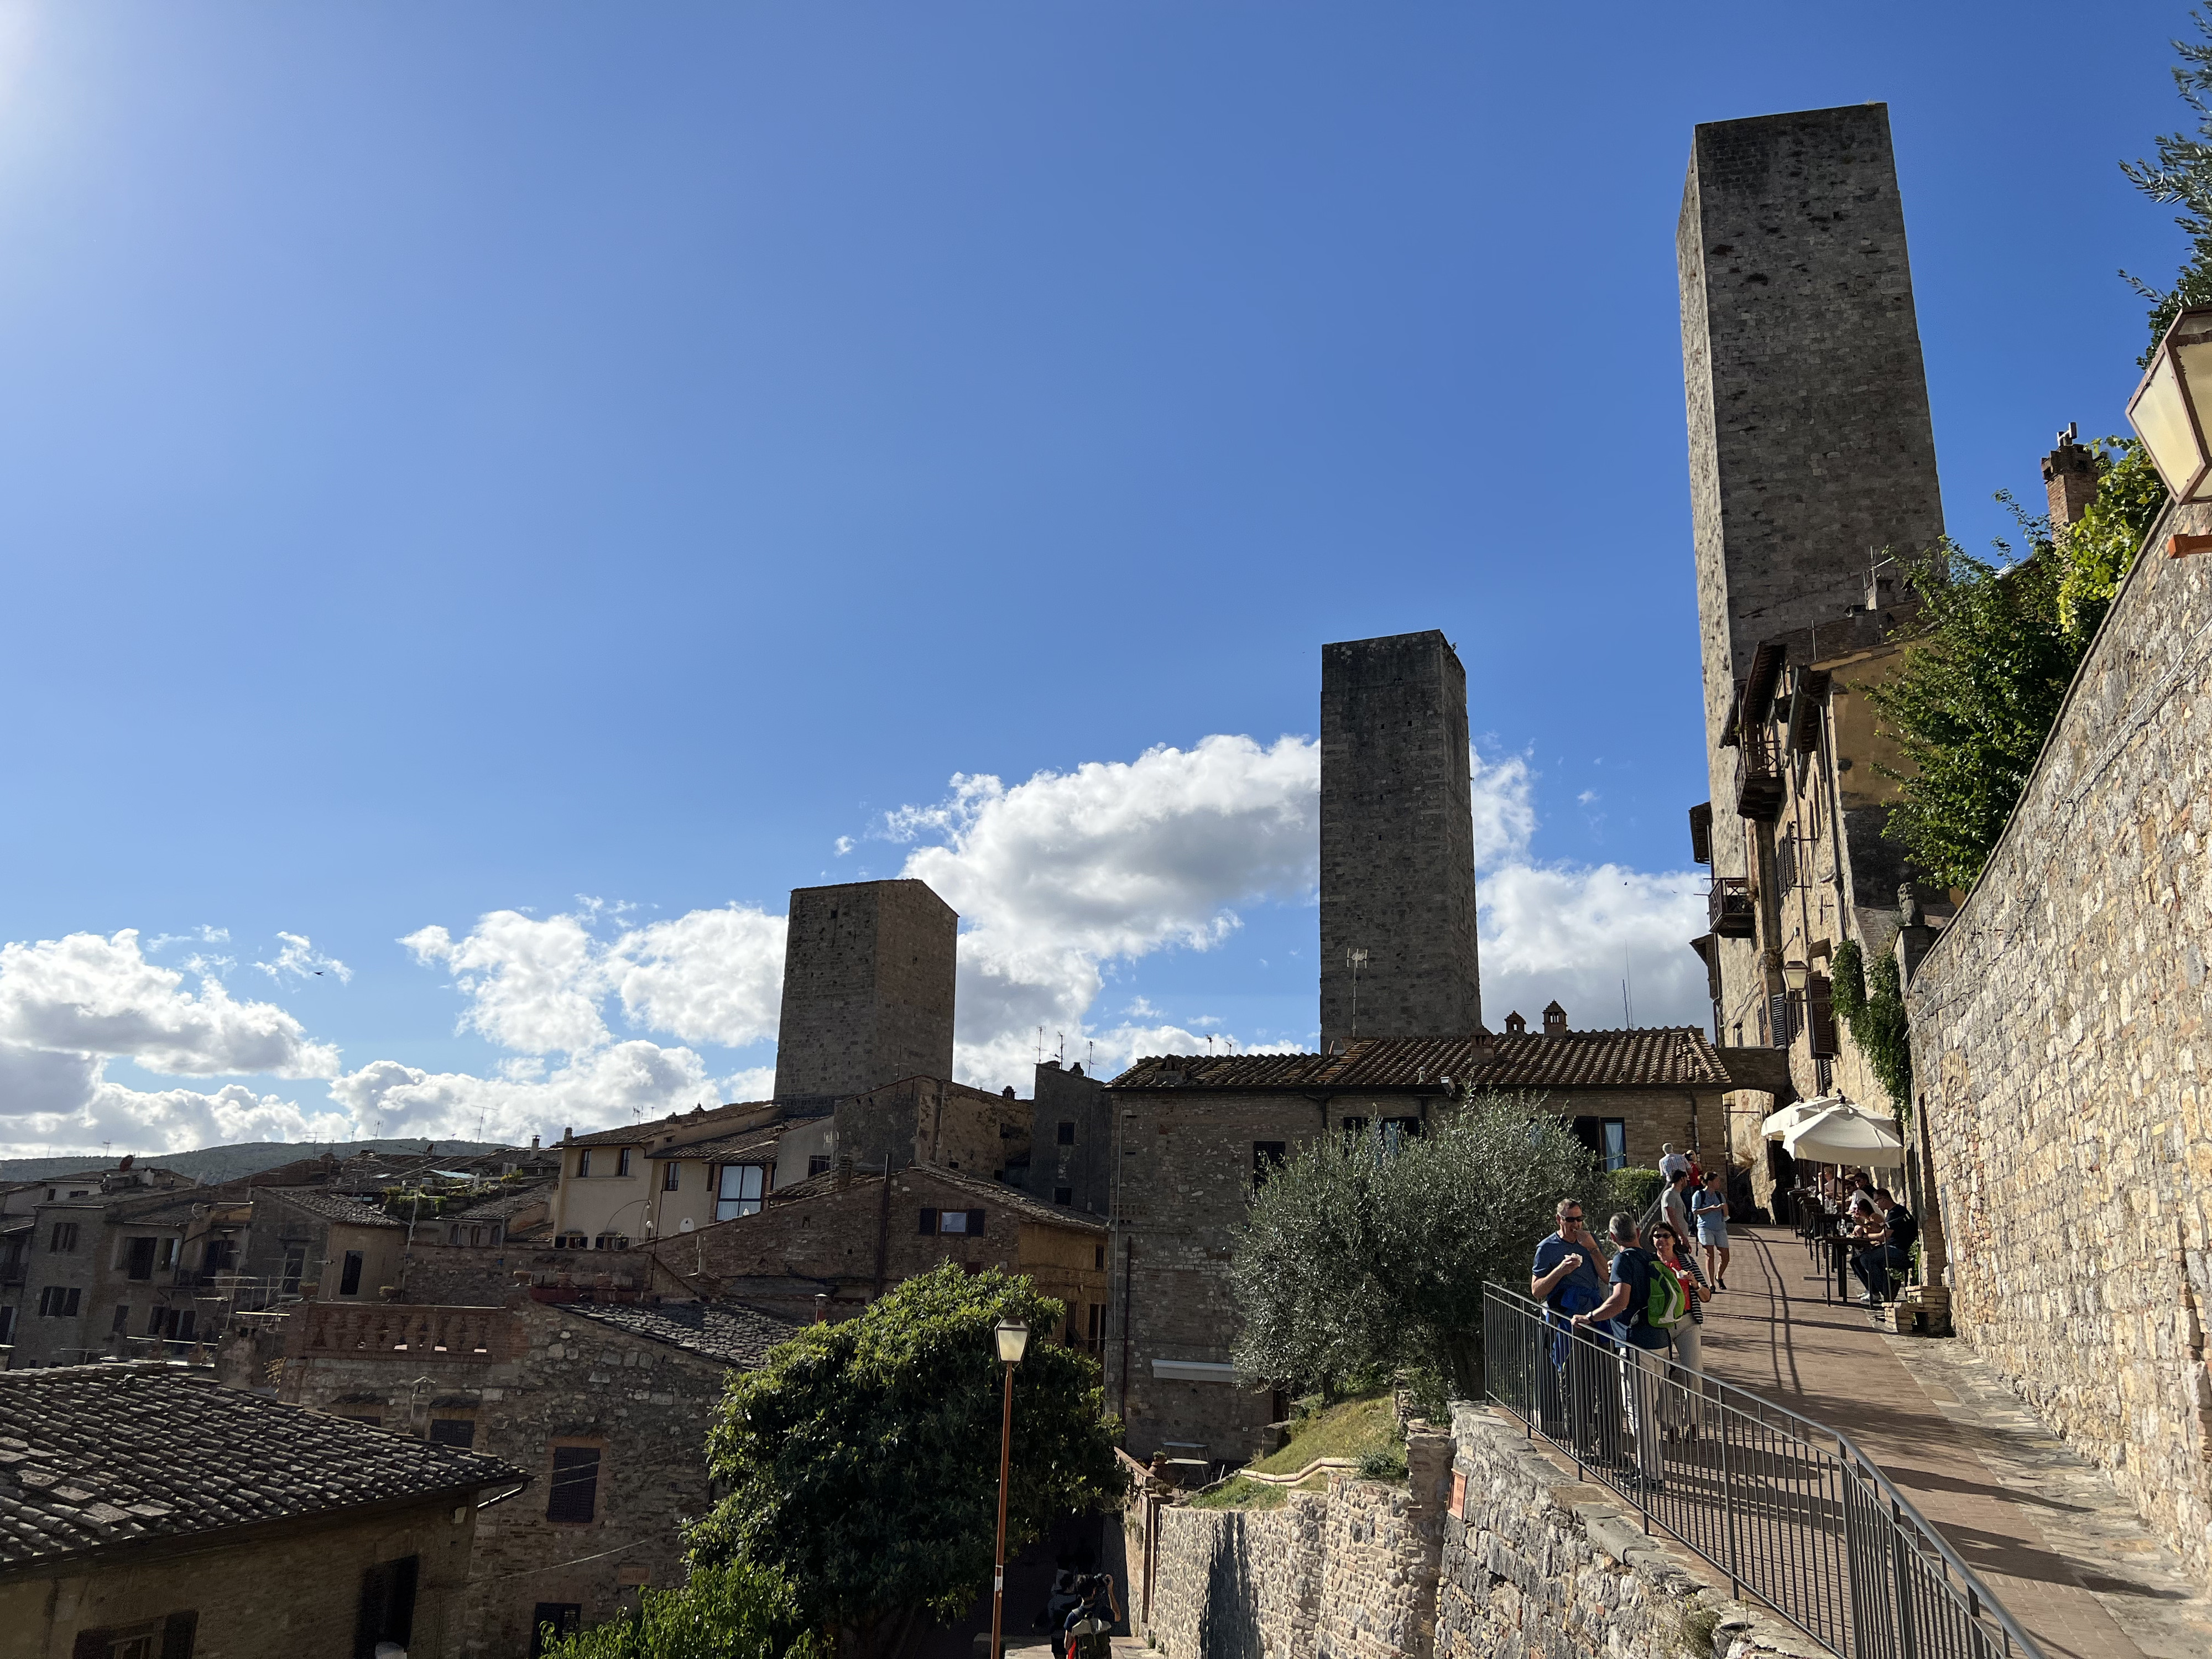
1851, 1188, 1919, 1306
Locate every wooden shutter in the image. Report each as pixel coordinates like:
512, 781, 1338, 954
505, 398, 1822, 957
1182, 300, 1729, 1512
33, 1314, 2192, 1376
161, 1610, 199, 1659
917, 1207, 937, 1235
967, 1209, 985, 1238
1807, 974, 1839, 1058
547, 1446, 602, 1524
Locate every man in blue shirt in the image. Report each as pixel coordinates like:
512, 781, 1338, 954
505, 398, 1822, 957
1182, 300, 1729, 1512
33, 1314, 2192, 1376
1529, 1198, 1607, 1451
1571, 1212, 1672, 1488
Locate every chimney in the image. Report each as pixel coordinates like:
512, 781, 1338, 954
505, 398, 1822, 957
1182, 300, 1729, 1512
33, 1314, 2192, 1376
117, 1154, 134, 1171
835, 1155, 853, 1192
1542, 1001, 1568, 1037
2042, 425, 2098, 528
814, 1292, 830, 1324
1504, 1011, 1526, 1036
562, 1126, 573, 1145
530, 1134, 540, 1151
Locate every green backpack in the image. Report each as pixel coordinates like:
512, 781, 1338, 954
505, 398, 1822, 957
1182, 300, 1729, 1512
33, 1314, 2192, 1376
1630, 1249, 1689, 1331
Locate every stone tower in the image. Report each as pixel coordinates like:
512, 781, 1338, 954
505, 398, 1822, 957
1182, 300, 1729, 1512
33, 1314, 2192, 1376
773, 879, 957, 1110
1319, 630, 1481, 1046
1679, 102, 1946, 1042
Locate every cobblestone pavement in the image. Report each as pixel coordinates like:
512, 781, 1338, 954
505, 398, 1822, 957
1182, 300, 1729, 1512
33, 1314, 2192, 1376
1697, 1227, 2212, 1659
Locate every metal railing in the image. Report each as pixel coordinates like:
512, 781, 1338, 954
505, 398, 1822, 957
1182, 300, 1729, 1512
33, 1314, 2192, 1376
1482, 1285, 2042, 1659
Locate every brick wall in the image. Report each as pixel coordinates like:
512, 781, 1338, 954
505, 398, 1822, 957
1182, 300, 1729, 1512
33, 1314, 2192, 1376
1906, 498, 2212, 1584
5, 1493, 481, 1659
1319, 632, 1481, 1045
773, 880, 957, 1108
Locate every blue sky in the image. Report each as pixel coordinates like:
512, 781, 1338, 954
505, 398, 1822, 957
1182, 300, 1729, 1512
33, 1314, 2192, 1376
0, 1, 2189, 1153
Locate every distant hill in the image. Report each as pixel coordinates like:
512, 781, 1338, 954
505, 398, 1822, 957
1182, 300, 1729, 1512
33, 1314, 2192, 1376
0, 1138, 510, 1185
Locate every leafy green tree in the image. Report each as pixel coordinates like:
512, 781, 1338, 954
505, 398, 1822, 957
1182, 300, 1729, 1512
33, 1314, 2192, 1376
2052, 438, 2167, 640
2124, 9, 2212, 353
540, 1560, 818, 1659
687, 1264, 1125, 1659
1229, 1092, 1597, 1401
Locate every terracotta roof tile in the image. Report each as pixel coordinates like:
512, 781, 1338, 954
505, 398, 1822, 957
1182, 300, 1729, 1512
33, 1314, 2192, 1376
568, 1102, 774, 1148
565, 1301, 801, 1368
0, 1365, 520, 1569
257, 1188, 404, 1229
1107, 1029, 1730, 1092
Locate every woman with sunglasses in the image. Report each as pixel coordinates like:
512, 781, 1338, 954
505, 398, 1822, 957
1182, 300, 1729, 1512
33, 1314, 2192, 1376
1649, 1222, 1710, 1441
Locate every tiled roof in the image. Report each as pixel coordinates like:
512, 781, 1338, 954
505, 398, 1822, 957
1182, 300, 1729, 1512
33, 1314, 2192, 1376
568, 1102, 775, 1149
0, 1364, 521, 1569
764, 1164, 1108, 1234
565, 1301, 802, 1369
647, 1125, 781, 1163
258, 1187, 404, 1229
447, 1183, 554, 1223
1108, 1029, 1731, 1093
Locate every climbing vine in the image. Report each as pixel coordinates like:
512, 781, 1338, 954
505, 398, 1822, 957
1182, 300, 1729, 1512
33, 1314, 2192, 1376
1830, 940, 1913, 1116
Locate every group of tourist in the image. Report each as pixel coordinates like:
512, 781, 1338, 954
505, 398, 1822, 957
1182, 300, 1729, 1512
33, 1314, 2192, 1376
1527, 1166, 1728, 1490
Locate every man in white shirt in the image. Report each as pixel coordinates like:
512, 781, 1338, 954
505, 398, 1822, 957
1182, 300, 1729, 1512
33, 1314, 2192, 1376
1658, 1144, 1691, 1183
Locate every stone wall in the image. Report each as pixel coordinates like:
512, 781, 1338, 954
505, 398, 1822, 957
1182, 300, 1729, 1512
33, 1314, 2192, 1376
1319, 630, 1481, 1046
1439, 1405, 1821, 1659
773, 879, 957, 1109
1906, 500, 2212, 1584
1129, 1415, 1452, 1659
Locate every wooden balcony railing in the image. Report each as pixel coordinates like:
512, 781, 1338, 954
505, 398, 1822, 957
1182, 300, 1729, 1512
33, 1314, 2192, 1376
1733, 727, 1786, 821
1708, 877, 1755, 939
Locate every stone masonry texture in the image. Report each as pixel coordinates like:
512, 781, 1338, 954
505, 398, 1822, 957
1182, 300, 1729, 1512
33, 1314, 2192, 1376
1679, 103, 1946, 1047
771, 879, 956, 1109
1907, 498, 2212, 1585
1320, 632, 1481, 1046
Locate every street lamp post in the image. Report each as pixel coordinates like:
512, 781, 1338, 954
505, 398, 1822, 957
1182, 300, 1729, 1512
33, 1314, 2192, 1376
989, 1319, 1030, 1659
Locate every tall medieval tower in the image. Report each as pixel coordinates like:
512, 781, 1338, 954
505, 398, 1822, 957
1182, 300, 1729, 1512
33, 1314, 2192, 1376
773, 879, 957, 1110
1679, 104, 1945, 1042
1319, 630, 1482, 1046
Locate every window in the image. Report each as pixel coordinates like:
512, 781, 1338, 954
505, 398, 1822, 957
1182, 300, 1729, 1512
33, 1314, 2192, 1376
939, 1209, 968, 1235
1569, 1118, 1628, 1173
1770, 993, 1793, 1050
531, 1606, 583, 1658
1086, 1303, 1105, 1348
48, 1222, 77, 1253
281, 1247, 306, 1294
339, 1250, 364, 1297
1253, 1141, 1287, 1190
662, 1161, 681, 1192
38, 1286, 80, 1317
1094, 1245, 1105, 1270
920, 1207, 985, 1237
202, 1239, 236, 1274
1053, 1187, 1073, 1206
125, 1238, 156, 1281
547, 1444, 602, 1524
616, 1148, 633, 1177
74, 1614, 195, 1659
592, 1233, 628, 1250
0, 1307, 15, 1345
147, 1307, 195, 1340
715, 1165, 766, 1222
112, 1305, 133, 1334
576, 1149, 593, 1177
429, 1417, 477, 1448
353, 1556, 418, 1659
808, 1154, 833, 1178
1056, 1120, 1076, 1146
1380, 1117, 1421, 1153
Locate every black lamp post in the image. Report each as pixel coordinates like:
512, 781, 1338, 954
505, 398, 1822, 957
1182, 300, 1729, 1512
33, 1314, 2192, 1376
989, 1319, 1029, 1659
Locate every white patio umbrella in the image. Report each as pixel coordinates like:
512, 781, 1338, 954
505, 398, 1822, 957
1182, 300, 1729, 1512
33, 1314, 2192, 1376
1761, 1096, 1840, 1140
1783, 1103, 1905, 1168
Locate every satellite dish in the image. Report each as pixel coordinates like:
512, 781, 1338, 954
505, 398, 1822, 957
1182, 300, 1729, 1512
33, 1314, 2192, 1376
679, 1218, 695, 1233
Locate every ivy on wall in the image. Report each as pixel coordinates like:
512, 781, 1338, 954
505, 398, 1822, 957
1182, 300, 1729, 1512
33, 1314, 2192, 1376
1830, 939, 1912, 1116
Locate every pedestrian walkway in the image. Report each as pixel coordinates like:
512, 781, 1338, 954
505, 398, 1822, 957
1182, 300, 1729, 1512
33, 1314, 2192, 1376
1695, 1227, 2212, 1659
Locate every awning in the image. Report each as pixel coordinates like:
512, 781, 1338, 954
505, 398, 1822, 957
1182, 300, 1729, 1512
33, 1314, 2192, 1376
1784, 1104, 1905, 1167
1761, 1096, 1840, 1139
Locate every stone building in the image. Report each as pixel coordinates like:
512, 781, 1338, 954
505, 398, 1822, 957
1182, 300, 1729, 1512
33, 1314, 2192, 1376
1020, 1058, 1112, 1215
1101, 1028, 1744, 1460
239, 1186, 410, 1304
654, 1161, 1109, 1337
0, 1361, 521, 1659
549, 1101, 795, 1249
1319, 630, 1481, 1046
226, 1291, 798, 1656
1678, 102, 1949, 1068
1903, 491, 2212, 1585
773, 879, 958, 1111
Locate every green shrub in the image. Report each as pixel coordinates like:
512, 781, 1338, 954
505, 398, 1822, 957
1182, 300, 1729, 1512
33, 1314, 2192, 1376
1603, 1167, 1662, 1219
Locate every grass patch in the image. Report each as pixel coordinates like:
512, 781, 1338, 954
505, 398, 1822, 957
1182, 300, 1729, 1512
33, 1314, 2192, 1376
1190, 1395, 1405, 1509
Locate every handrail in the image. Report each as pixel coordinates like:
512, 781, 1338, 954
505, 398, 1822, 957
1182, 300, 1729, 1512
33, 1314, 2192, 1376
1481, 1282, 2043, 1659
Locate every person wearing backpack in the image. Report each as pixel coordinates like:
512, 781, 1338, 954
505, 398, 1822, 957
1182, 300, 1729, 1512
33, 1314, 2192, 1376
1569, 1212, 1673, 1488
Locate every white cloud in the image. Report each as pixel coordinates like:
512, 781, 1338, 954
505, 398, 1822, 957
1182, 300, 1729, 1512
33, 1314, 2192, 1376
609, 906, 785, 1049
254, 931, 353, 984
1478, 863, 1709, 1032
330, 1041, 730, 1147
1469, 747, 1536, 864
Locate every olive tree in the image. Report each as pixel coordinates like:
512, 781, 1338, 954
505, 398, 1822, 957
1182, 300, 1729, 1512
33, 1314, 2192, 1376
1228, 1091, 1598, 1401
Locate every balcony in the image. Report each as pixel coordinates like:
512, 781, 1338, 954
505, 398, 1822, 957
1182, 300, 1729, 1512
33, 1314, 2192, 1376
1734, 727, 1785, 821
1708, 878, 1755, 939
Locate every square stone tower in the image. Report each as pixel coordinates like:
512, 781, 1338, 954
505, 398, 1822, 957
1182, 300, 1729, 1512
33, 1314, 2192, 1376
1680, 102, 1945, 732
1319, 630, 1481, 1046
773, 879, 957, 1110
